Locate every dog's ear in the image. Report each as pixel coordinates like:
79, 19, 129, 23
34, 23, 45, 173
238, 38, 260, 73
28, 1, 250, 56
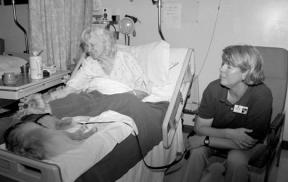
21, 133, 47, 160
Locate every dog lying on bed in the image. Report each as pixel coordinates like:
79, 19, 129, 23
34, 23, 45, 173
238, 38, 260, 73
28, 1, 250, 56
4, 113, 97, 160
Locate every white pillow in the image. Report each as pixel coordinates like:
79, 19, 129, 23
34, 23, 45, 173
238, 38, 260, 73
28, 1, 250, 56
0, 55, 27, 76
118, 41, 170, 86
132, 41, 170, 86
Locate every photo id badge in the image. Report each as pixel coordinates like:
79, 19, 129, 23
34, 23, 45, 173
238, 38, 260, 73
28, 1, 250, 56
233, 105, 248, 114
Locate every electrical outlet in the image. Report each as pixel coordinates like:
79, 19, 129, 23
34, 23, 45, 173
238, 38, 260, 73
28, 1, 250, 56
102, 8, 111, 20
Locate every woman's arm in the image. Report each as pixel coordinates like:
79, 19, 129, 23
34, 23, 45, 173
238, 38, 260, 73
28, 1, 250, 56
64, 125, 97, 140
66, 56, 105, 92
46, 56, 107, 102
192, 117, 239, 149
187, 135, 240, 150
193, 116, 256, 150
45, 86, 79, 102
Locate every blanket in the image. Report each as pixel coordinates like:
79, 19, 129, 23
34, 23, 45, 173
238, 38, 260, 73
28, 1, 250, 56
50, 91, 168, 150
49, 91, 169, 181
44, 110, 138, 182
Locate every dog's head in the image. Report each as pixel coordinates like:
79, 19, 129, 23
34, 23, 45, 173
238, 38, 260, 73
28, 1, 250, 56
4, 117, 48, 160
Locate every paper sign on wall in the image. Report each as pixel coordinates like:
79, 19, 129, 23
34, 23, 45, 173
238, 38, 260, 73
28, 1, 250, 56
162, 3, 182, 29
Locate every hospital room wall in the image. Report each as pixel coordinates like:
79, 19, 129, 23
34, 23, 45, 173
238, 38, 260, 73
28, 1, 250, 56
1, 0, 288, 140
102, 0, 288, 141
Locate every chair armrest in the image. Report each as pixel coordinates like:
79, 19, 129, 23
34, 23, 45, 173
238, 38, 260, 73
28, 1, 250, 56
270, 113, 285, 130
249, 113, 285, 168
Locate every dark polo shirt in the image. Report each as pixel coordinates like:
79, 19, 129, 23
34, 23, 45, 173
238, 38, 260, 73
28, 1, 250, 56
198, 79, 272, 141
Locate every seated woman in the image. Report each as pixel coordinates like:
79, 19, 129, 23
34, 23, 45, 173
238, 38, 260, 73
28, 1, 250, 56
182, 45, 272, 182
46, 26, 151, 102
4, 113, 97, 160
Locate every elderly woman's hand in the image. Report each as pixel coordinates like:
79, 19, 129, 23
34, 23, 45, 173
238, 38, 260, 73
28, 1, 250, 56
130, 90, 149, 100
69, 125, 97, 140
18, 93, 51, 115
226, 128, 257, 149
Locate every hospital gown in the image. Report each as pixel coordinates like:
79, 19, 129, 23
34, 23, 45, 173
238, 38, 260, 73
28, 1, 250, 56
67, 50, 151, 94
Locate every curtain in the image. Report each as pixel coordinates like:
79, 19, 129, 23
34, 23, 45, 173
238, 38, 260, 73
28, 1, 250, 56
28, 0, 94, 70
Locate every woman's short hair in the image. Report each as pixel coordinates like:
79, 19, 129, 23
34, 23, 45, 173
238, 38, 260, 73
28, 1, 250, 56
222, 45, 265, 85
80, 26, 117, 58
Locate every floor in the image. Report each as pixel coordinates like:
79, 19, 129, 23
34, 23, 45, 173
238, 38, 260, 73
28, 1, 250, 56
164, 132, 288, 182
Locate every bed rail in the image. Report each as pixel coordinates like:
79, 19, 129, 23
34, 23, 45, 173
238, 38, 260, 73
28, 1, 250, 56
162, 48, 195, 148
0, 149, 62, 182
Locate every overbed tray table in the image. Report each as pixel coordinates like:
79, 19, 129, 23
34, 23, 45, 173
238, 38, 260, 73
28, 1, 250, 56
0, 71, 70, 100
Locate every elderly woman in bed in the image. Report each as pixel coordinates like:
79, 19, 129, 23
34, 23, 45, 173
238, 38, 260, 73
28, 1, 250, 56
4, 113, 97, 160
43, 26, 151, 102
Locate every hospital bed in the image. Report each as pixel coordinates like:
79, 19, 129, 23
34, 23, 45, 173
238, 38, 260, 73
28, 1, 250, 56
0, 41, 195, 182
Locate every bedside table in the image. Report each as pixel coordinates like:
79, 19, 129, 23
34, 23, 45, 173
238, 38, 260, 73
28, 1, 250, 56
0, 70, 70, 100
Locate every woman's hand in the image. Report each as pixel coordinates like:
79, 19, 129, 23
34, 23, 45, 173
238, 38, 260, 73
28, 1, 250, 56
18, 94, 51, 115
186, 135, 205, 150
130, 90, 149, 100
226, 128, 257, 149
69, 125, 97, 140
61, 74, 71, 83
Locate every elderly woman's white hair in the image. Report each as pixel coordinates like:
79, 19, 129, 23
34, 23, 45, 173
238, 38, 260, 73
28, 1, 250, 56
80, 26, 117, 59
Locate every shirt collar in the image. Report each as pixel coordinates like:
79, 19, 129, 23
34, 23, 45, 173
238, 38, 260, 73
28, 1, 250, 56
218, 84, 251, 107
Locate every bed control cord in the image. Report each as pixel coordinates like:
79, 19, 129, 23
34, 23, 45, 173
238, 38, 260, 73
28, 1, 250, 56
134, 132, 190, 174
132, 73, 197, 173
85, 120, 190, 172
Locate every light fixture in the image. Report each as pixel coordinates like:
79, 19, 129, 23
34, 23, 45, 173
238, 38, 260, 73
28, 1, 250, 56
119, 17, 135, 45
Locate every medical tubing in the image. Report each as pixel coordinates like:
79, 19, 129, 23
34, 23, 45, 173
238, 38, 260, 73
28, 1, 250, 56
157, 0, 166, 41
133, 62, 196, 169
133, 130, 189, 171
11, 0, 29, 54
77, 119, 188, 170
197, 0, 222, 76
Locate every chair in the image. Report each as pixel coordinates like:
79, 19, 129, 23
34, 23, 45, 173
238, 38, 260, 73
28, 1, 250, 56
246, 46, 288, 182
247, 113, 284, 182
184, 46, 288, 182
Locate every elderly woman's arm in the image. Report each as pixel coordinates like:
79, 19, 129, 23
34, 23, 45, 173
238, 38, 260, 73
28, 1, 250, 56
45, 86, 79, 102
48, 56, 106, 102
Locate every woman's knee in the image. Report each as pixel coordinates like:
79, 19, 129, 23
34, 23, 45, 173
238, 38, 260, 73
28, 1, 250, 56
190, 147, 210, 160
226, 150, 248, 167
